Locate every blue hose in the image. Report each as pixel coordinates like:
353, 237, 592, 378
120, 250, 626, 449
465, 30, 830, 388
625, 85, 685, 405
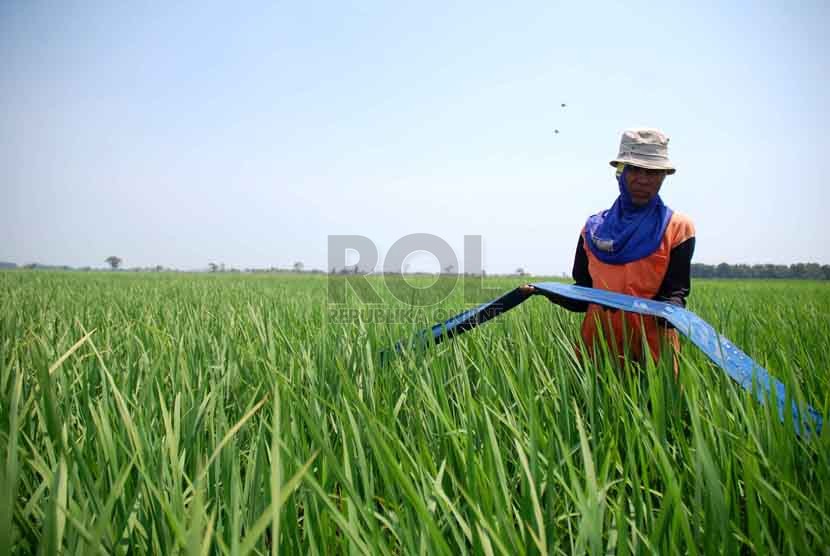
383, 283, 823, 437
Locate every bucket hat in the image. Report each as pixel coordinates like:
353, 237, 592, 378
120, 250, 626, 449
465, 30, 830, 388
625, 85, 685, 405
609, 128, 676, 174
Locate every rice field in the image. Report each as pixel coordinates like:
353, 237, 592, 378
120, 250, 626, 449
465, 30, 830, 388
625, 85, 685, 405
1, 271, 829, 554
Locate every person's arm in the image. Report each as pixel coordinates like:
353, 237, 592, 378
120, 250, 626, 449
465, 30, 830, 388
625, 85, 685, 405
572, 235, 592, 288
654, 237, 695, 330
655, 237, 695, 307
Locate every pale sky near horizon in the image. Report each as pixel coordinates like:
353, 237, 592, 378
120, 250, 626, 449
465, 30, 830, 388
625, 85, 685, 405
2, 1, 828, 274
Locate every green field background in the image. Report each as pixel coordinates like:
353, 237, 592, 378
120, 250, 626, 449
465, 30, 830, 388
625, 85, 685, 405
2, 272, 829, 554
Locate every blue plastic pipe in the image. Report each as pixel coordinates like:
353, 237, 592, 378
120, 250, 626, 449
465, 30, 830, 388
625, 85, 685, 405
385, 283, 823, 436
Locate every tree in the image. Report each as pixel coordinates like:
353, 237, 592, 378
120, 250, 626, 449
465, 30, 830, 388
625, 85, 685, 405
515, 267, 527, 277
208, 262, 218, 272
293, 261, 304, 273
105, 256, 122, 270
443, 264, 455, 274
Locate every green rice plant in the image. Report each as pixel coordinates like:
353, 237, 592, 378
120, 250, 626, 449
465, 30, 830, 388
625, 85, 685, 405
0, 271, 828, 554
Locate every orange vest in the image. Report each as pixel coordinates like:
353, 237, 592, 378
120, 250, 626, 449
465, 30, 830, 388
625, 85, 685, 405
580, 212, 695, 364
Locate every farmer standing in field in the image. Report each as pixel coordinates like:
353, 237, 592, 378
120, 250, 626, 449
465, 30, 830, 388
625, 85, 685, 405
523, 128, 695, 367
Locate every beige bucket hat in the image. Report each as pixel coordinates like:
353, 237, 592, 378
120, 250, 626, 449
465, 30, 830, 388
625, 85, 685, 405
609, 128, 676, 174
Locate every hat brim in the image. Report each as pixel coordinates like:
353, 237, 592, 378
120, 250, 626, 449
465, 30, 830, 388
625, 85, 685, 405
610, 159, 676, 175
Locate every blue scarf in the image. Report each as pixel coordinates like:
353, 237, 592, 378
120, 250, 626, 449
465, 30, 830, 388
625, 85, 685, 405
585, 167, 672, 264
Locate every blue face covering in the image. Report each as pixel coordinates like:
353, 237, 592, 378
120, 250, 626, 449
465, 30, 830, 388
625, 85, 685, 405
584, 166, 673, 264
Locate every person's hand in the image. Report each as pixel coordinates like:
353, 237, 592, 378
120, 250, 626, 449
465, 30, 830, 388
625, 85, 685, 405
518, 284, 536, 296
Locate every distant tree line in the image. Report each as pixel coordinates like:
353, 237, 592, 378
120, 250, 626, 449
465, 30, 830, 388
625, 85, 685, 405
691, 262, 830, 280
4, 260, 830, 280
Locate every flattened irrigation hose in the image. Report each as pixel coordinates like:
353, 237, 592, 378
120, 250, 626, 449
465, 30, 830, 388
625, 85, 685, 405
383, 283, 824, 437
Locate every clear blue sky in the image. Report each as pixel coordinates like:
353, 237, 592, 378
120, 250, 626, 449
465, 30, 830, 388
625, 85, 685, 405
2, 1, 828, 274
